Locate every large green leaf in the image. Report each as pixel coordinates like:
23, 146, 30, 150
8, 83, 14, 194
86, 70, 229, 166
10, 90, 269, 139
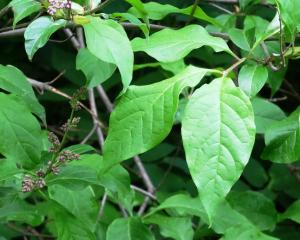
76, 48, 116, 88
9, 0, 41, 27
252, 97, 286, 134
24, 17, 67, 60
102, 66, 210, 171
261, 107, 300, 163
83, 17, 133, 90
106, 217, 154, 240
0, 93, 43, 168
131, 25, 234, 63
227, 191, 277, 231
48, 185, 98, 231
182, 77, 256, 222
143, 214, 194, 240
128, 2, 220, 26
0, 64, 45, 122
238, 64, 268, 98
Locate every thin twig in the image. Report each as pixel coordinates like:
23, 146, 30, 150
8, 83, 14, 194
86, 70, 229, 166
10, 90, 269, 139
88, 89, 105, 149
84, 0, 116, 15
97, 192, 108, 221
63, 28, 80, 50
81, 125, 97, 144
96, 86, 114, 113
209, 2, 233, 14
223, 57, 246, 77
28, 78, 106, 129
131, 185, 157, 200
7, 223, 53, 238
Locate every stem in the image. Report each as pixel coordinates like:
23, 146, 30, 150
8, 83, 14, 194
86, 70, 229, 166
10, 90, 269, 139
84, 0, 116, 15
222, 57, 246, 77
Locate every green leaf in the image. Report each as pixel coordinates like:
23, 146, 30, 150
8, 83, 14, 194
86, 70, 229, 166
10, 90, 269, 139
144, 214, 194, 240
0, 159, 21, 181
227, 191, 277, 231
106, 217, 154, 240
276, 0, 300, 41
281, 199, 300, 223
102, 66, 211, 171
261, 107, 300, 163
146, 193, 205, 218
228, 28, 252, 51
48, 185, 98, 231
45, 165, 100, 190
0, 93, 43, 168
182, 77, 256, 222
243, 159, 268, 188
252, 97, 286, 134
238, 64, 268, 97
0, 198, 43, 226
131, 25, 234, 63
221, 224, 279, 240
111, 12, 149, 37
24, 16, 67, 60
76, 48, 116, 88
50, 203, 96, 240
9, 0, 41, 27
0, 64, 45, 122
83, 17, 133, 90
128, 2, 220, 26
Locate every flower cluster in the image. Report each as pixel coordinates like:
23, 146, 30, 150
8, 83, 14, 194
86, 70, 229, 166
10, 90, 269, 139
48, 132, 60, 153
21, 171, 46, 193
47, 0, 72, 16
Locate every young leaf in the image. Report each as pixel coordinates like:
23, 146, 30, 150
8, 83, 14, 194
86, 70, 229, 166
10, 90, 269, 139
24, 17, 67, 60
261, 107, 300, 163
102, 66, 210, 171
9, 0, 41, 27
144, 214, 194, 240
0, 93, 43, 168
0, 64, 45, 122
106, 217, 154, 240
252, 97, 286, 134
238, 64, 268, 97
83, 17, 134, 90
132, 25, 234, 63
182, 78, 256, 222
76, 48, 116, 88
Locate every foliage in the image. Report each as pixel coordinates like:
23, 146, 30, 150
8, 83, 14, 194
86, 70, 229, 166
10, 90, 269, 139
0, 0, 300, 239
